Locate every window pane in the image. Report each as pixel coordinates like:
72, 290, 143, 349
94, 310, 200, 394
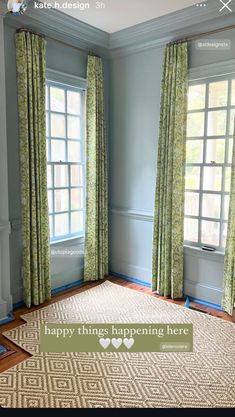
185, 166, 200, 190
222, 223, 228, 248
46, 112, 49, 137
71, 189, 83, 210
68, 141, 81, 162
50, 87, 65, 112
202, 194, 221, 219
67, 91, 81, 115
186, 140, 203, 163
71, 165, 83, 186
185, 192, 199, 216
46, 86, 49, 110
55, 213, 69, 237
187, 112, 204, 137
47, 165, 52, 188
230, 109, 235, 135
71, 212, 83, 234
207, 110, 227, 136
228, 139, 234, 164
188, 84, 206, 110
49, 215, 53, 238
184, 218, 198, 242
46, 139, 50, 161
201, 220, 220, 247
203, 167, 222, 191
51, 140, 66, 162
51, 114, 65, 138
224, 195, 230, 221
54, 189, 69, 212
206, 139, 225, 164
54, 165, 68, 187
208, 80, 228, 108
232, 80, 235, 105
47, 190, 53, 214
225, 167, 231, 192
68, 116, 81, 139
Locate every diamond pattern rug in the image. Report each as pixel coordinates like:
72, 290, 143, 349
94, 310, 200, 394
0, 281, 235, 408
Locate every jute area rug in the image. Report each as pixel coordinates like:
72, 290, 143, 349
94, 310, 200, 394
0, 281, 234, 408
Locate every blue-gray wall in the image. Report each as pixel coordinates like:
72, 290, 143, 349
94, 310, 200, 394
3, 3, 235, 308
109, 27, 235, 306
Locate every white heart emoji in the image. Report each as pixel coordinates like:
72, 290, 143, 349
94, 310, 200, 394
111, 338, 123, 349
99, 338, 111, 349
123, 338, 135, 349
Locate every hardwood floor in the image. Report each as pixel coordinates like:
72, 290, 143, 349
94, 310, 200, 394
0, 276, 232, 373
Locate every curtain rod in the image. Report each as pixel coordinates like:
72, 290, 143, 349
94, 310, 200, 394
167, 23, 235, 46
16, 28, 101, 58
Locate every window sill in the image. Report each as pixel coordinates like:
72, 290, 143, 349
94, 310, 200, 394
184, 245, 225, 260
50, 236, 85, 246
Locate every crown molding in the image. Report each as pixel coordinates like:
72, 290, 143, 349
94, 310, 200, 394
109, 0, 235, 58
2, 0, 235, 60
4, 1, 110, 57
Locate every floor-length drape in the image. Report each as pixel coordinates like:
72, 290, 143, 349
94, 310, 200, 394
15, 31, 51, 307
84, 55, 108, 281
152, 42, 188, 299
222, 120, 235, 316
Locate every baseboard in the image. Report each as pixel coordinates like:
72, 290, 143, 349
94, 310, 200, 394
0, 312, 14, 325
13, 279, 85, 311
110, 259, 151, 282
184, 295, 223, 311
110, 271, 152, 288
51, 279, 84, 295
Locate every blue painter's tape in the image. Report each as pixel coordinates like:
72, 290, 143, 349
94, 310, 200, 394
185, 297, 191, 308
184, 295, 223, 311
0, 312, 14, 325
51, 279, 84, 295
13, 280, 84, 311
13, 301, 25, 310
110, 272, 152, 288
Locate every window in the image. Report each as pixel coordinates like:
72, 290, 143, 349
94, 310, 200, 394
185, 74, 235, 251
46, 80, 85, 241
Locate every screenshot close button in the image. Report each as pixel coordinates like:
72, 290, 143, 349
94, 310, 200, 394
219, 0, 232, 12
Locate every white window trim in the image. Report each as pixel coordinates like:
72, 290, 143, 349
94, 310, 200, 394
185, 64, 235, 253
46, 70, 87, 244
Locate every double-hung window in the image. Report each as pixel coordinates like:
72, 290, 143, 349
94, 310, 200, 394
46, 79, 86, 242
185, 74, 235, 251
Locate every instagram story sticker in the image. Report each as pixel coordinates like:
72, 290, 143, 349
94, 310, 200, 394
7, 0, 28, 16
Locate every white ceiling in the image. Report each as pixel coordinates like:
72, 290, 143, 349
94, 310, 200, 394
45, 0, 206, 33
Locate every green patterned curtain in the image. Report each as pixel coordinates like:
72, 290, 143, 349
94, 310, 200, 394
84, 55, 108, 281
152, 42, 188, 299
222, 121, 235, 316
15, 31, 51, 307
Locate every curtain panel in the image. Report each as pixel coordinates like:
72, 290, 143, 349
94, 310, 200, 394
15, 31, 51, 307
223, 120, 235, 316
152, 42, 188, 299
84, 55, 108, 281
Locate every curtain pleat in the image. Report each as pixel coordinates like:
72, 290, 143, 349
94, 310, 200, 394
15, 31, 51, 307
84, 56, 108, 281
222, 120, 235, 316
152, 43, 188, 299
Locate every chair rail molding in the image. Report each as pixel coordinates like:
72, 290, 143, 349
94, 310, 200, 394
110, 207, 154, 223
0, 14, 12, 321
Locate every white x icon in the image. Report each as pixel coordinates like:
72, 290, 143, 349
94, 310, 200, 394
219, 0, 232, 12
